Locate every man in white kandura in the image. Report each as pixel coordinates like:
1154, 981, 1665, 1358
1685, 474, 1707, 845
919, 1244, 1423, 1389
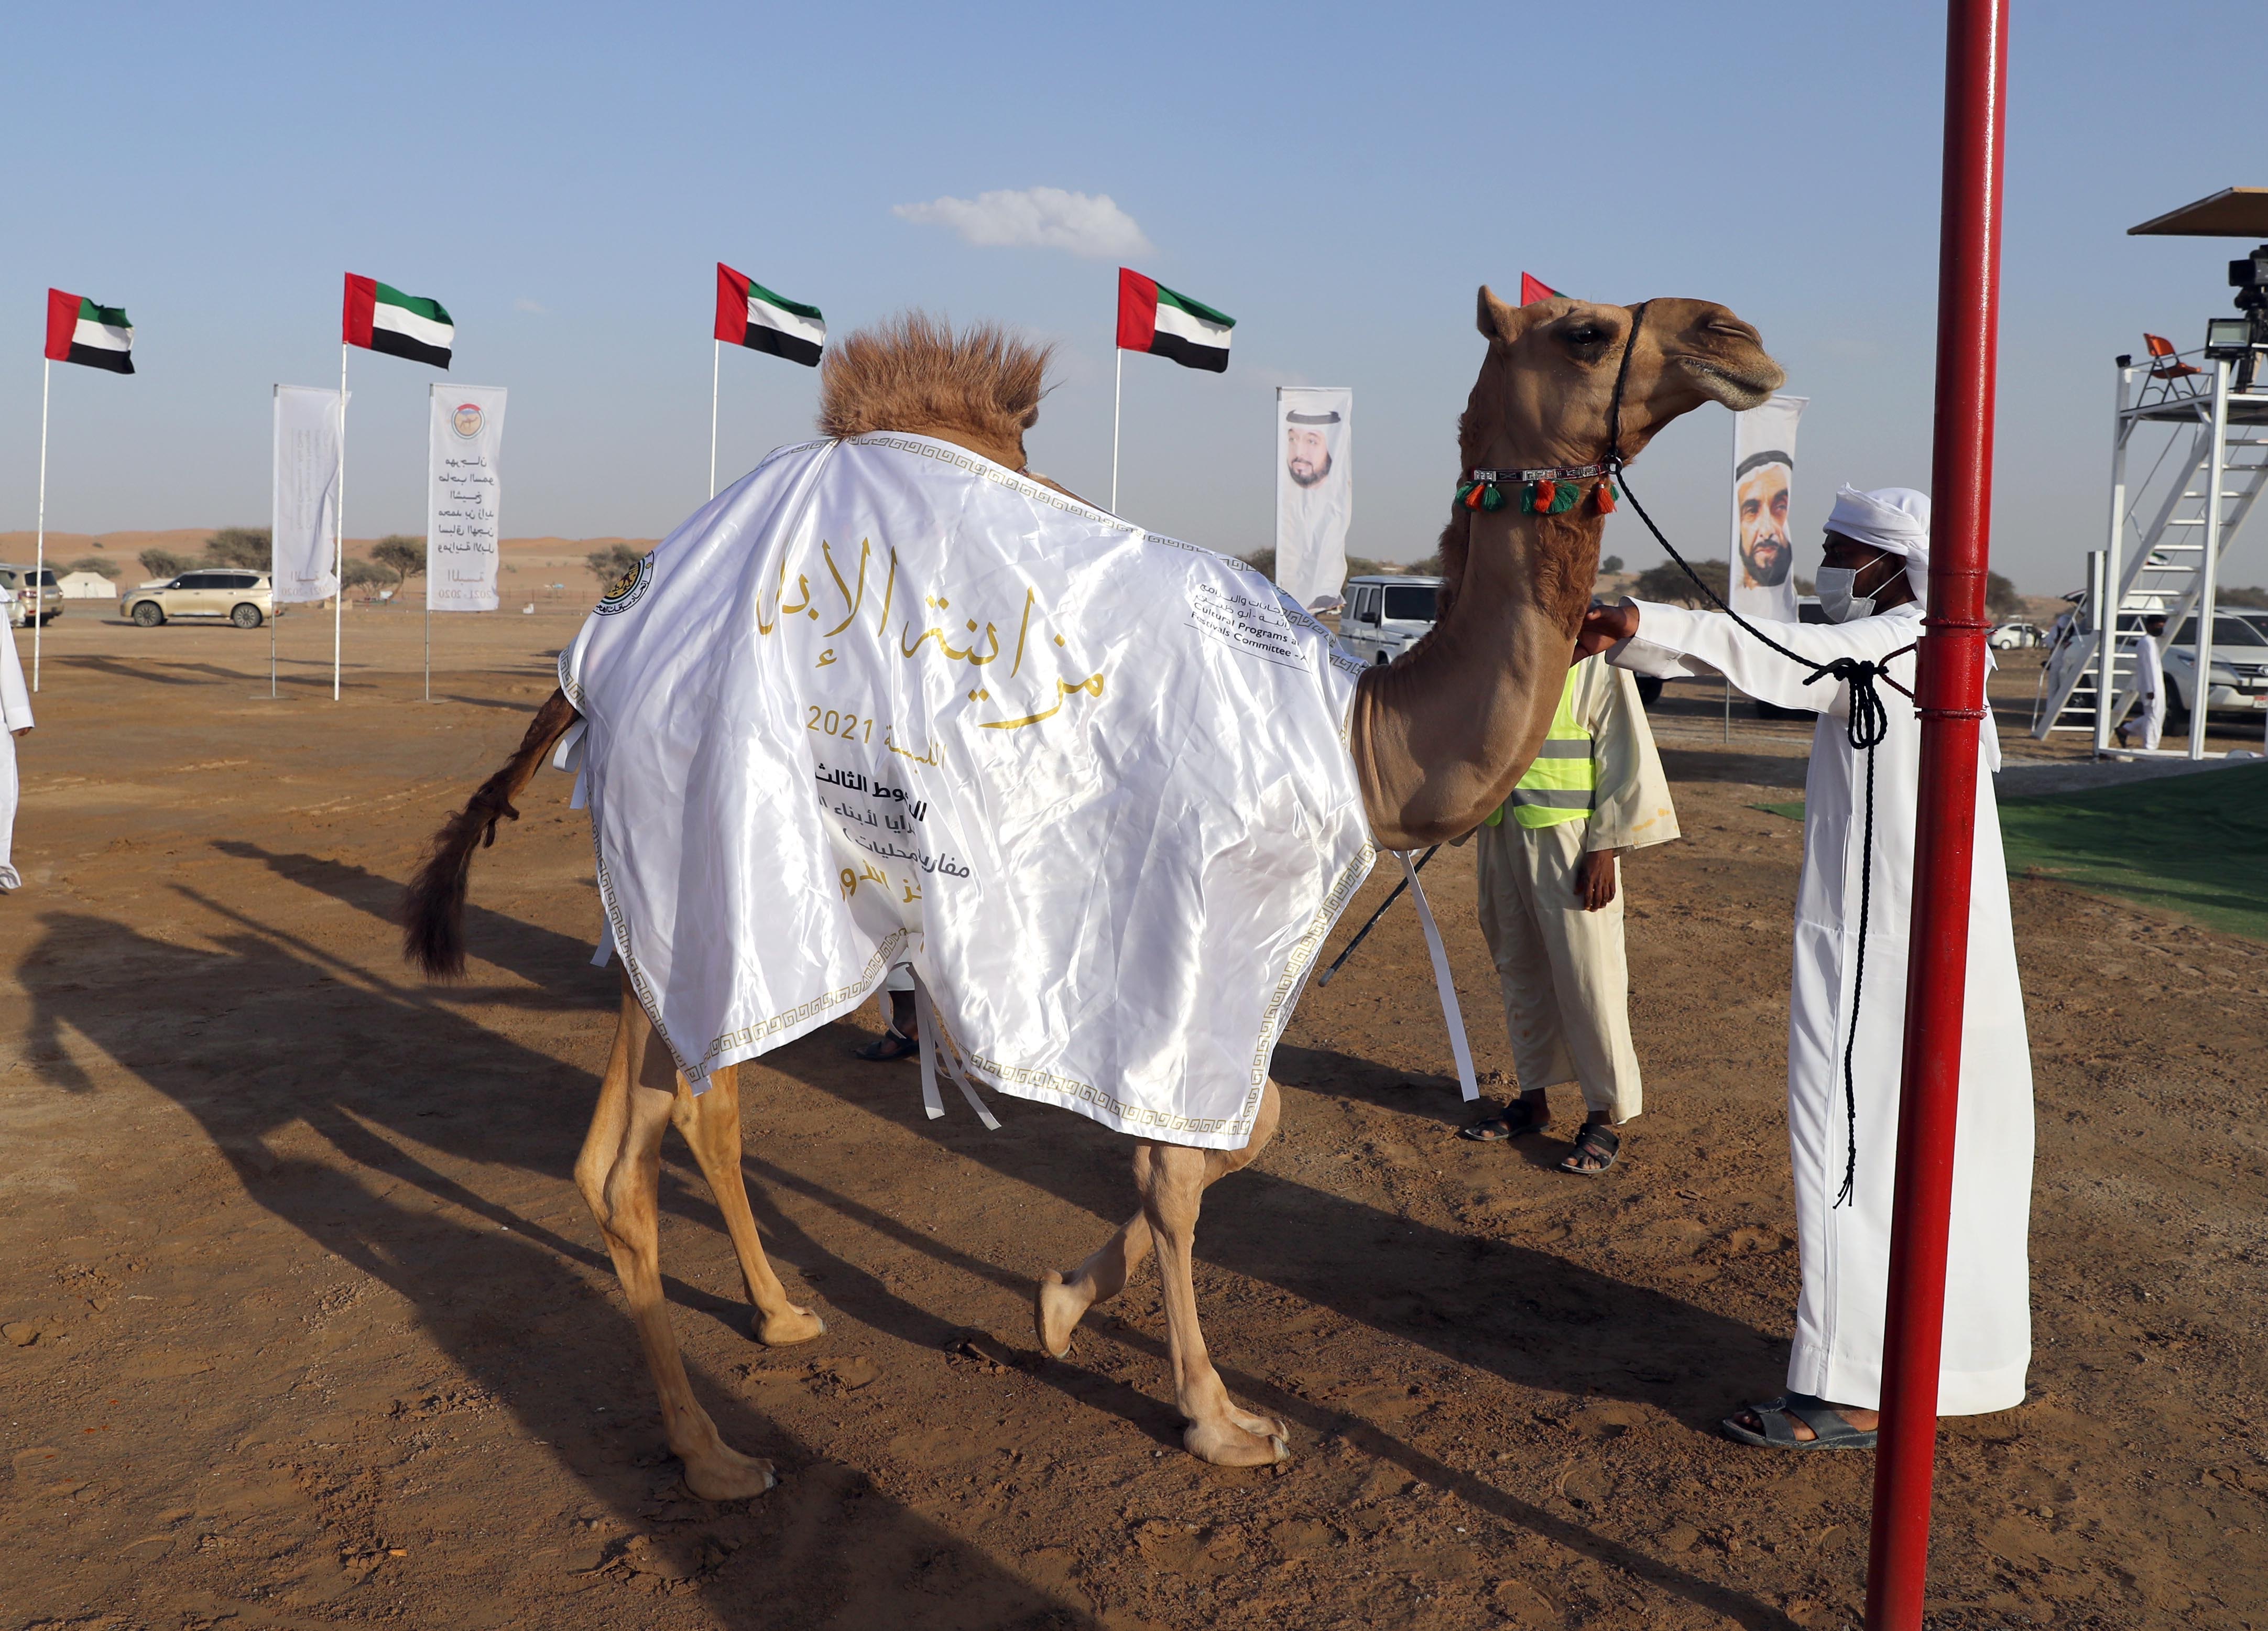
0, 613, 32, 889
1456, 653, 1678, 1175
2117, 613, 2164, 753
1577, 485, 2033, 1450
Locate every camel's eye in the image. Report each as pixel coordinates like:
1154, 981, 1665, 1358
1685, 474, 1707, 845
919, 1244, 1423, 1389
1566, 325, 1607, 347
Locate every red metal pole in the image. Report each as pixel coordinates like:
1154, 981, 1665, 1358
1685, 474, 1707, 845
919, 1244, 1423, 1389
1863, 3, 2008, 1627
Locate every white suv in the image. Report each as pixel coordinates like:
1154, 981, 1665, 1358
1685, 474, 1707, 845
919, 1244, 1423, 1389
123, 569, 274, 628
0, 564, 61, 627
1338, 574, 1443, 666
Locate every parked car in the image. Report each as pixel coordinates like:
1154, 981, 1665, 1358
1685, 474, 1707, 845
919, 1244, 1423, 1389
0, 564, 62, 627
1988, 620, 2045, 649
1336, 574, 1443, 666
2159, 611, 2268, 723
122, 569, 273, 628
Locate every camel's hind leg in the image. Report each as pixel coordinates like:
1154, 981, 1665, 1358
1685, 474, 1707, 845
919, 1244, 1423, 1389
574, 979, 772, 1501
669, 1063, 825, 1347
1038, 1080, 1288, 1465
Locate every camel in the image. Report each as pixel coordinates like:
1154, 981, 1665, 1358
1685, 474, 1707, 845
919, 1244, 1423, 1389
401, 293, 1781, 1499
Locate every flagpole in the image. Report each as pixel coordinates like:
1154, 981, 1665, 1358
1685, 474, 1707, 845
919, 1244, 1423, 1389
334, 343, 346, 702
32, 360, 50, 693
709, 339, 721, 500
424, 383, 434, 703
1110, 347, 1124, 513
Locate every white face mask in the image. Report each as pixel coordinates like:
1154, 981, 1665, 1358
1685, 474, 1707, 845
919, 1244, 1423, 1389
1814, 566, 1875, 624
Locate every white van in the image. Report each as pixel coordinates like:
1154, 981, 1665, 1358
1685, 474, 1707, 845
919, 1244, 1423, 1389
1338, 574, 1443, 666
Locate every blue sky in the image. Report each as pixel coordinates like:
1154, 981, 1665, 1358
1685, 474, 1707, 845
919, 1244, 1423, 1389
5, 1, 2264, 594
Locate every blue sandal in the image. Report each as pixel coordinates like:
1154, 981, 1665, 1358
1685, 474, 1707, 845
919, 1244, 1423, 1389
1721, 1393, 1878, 1450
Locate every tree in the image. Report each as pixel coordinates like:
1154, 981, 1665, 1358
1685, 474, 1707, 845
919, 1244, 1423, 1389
203, 527, 271, 569
372, 536, 425, 594
68, 555, 119, 581
1631, 557, 1728, 606
2220, 583, 2268, 609
139, 548, 190, 580
587, 541, 649, 586
1600, 554, 1624, 575
1984, 570, 2022, 619
341, 558, 391, 595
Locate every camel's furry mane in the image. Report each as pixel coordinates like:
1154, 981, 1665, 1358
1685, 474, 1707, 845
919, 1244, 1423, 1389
817, 312, 1055, 459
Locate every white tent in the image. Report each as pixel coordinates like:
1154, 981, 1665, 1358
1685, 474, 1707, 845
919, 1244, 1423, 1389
58, 571, 117, 600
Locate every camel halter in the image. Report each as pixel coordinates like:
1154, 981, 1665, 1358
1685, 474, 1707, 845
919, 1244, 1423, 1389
1596, 300, 1914, 1211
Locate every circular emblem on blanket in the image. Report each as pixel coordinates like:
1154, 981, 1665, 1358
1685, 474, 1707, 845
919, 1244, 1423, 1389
594, 552, 654, 616
451, 402, 485, 438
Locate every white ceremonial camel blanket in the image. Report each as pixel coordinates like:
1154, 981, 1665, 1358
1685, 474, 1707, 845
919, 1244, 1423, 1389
561, 434, 1375, 1149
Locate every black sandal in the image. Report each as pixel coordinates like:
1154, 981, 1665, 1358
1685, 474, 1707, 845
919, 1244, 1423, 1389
1557, 1121, 1620, 1175
1457, 1097, 1550, 1142
854, 1028, 920, 1062
1720, 1393, 1878, 1450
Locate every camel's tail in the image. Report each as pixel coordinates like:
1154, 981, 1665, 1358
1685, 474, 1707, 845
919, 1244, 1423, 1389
401, 687, 582, 978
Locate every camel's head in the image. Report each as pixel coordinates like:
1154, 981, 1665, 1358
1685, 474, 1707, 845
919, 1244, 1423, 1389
1466, 287, 1784, 469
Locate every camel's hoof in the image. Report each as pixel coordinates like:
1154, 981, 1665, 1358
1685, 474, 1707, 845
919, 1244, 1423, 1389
680, 1446, 777, 1502
754, 1305, 826, 1347
1034, 1269, 1083, 1359
1184, 1418, 1292, 1468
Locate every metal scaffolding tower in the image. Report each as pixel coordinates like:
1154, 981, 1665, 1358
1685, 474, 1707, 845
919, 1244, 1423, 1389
2033, 188, 2268, 758
2033, 351, 2268, 755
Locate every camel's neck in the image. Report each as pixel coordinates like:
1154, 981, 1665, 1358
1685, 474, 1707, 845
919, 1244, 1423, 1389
1349, 497, 1601, 850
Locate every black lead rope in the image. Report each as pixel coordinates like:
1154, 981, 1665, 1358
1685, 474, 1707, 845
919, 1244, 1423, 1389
1599, 303, 1910, 1207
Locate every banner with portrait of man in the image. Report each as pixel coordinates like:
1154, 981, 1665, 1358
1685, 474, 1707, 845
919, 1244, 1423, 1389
1729, 393, 1807, 622
1274, 386, 1353, 612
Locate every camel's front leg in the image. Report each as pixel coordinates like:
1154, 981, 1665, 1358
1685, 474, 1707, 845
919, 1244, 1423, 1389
669, 1063, 825, 1348
574, 985, 773, 1501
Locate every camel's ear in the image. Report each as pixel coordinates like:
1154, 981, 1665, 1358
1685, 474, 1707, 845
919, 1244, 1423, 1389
1475, 284, 1533, 345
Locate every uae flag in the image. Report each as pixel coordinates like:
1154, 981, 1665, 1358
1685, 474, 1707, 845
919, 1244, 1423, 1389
715, 263, 825, 366
1519, 271, 1562, 306
1116, 268, 1234, 373
45, 289, 133, 374
343, 275, 453, 368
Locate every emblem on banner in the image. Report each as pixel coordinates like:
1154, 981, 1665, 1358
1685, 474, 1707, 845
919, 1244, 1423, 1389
595, 552, 655, 616
452, 403, 485, 438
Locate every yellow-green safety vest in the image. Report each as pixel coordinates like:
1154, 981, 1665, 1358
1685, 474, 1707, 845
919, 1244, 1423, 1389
1482, 668, 1594, 829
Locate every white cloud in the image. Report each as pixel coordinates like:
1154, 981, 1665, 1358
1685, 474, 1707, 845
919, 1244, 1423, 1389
892, 187, 1152, 260
514, 297, 547, 314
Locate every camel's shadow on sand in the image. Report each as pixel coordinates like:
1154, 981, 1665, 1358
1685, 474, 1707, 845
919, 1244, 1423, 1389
16, 841, 1802, 1629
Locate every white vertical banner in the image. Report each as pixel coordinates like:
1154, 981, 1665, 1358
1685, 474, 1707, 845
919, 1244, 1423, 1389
1274, 386, 1353, 612
1729, 393, 1807, 622
427, 385, 507, 612
271, 385, 347, 604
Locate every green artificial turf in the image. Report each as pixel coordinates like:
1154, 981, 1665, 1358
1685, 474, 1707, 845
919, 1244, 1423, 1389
1747, 765, 2268, 940
1997, 764, 2268, 941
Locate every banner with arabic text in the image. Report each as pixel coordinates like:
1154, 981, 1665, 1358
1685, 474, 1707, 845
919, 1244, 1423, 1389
427, 385, 507, 612
270, 385, 347, 604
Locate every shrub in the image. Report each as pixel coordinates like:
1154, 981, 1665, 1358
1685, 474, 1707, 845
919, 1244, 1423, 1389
1985, 570, 2022, 618
2217, 583, 2268, 609
139, 548, 191, 580
68, 556, 119, 580
586, 542, 649, 586
1599, 554, 1624, 575
341, 558, 391, 593
372, 536, 425, 591
1631, 557, 1729, 606
203, 527, 271, 570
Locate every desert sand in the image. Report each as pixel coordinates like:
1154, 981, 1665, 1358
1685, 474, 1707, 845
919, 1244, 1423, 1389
0, 601, 2261, 1630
